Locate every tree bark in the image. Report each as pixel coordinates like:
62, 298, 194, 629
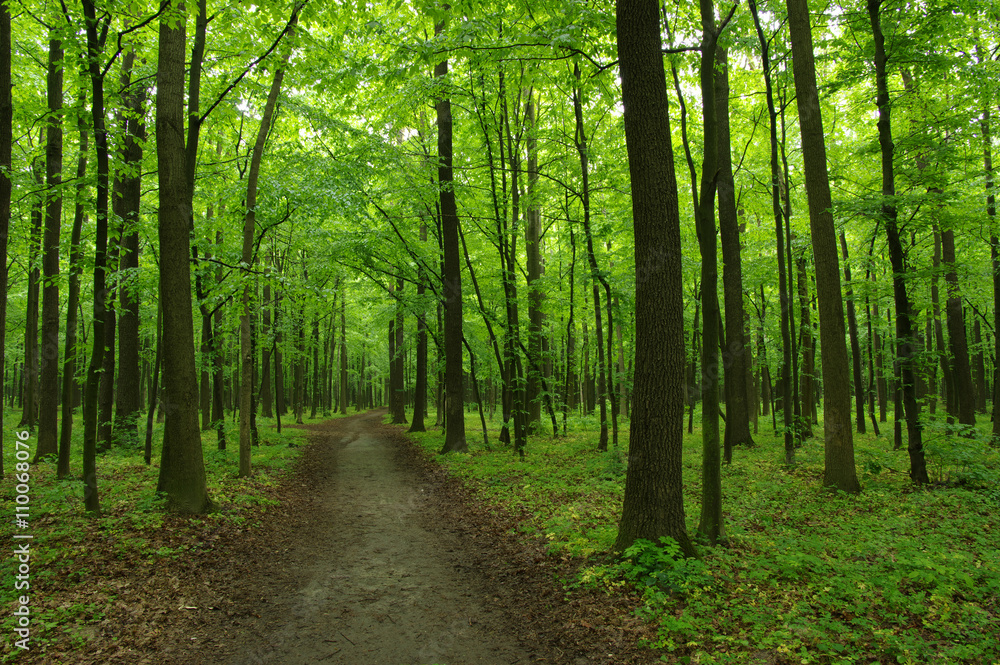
614, 0, 695, 557
155, 1, 213, 512
867, 0, 927, 483
839, 232, 866, 434
59, 92, 88, 479
716, 45, 754, 460
941, 228, 976, 427
436, 15, 466, 454
36, 34, 63, 460
750, 0, 795, 464
787, 0, 860, 492
241, 31, 292, 470
0, 0, 10, 477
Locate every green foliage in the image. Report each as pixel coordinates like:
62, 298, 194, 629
404, 410, 1000, 664
0, 409, 309, 662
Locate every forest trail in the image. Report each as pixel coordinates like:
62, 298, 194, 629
137, 410, 659, 665
223, 410, 530, 664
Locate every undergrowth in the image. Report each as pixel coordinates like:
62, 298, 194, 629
0, 409, 319, 662
408, 407, 1000, 664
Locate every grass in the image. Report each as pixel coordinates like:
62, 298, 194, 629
0, 406, 329, 662
408, 406, 1000, 664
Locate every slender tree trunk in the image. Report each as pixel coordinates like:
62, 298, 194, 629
409, 228, 429, 432
36, 35, 63, 460
58, 94, 88, 478
614, 0, 695, 557
840, 232, 866, 433
340, 292, 348, 414
693, 0, 726, 544
868, 0, 927, 483
21, 160, 41, 432
795, 255, 815, 439
941, 228, 976, 426
751, 0, 795, 463
0, 0, 10, 477
261, 282, 273, 417
787, 0, 859, 491
525, 90, 544, 433
115, 69, 146, 446
241, 34, 292, 470
573, 63, 609, 452
982, 107, 1000, 437
716, 46, 753, 460
391, 278, 407, 424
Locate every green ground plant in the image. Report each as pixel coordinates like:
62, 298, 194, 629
409, 407, 1000, 664
0, 407, 312, 662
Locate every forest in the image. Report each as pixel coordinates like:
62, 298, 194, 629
1, 0, 998, 663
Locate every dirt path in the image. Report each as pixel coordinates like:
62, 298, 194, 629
116, 411, 661, 665
228, 411, 529, 664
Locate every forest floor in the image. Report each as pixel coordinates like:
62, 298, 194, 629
24, 410, 660, 665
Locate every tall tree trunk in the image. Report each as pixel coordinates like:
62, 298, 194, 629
115, 65, 146, 446
573, 63, 610, 452
436, 15, 466, 454
36, 34, 63, 460
563, 226, 577, 435
614, 0, 695, 557
839, 232, 866, 433
750, 0, 795, 463
96, 237, 119, 450
982, 106, 1000, 437
525, 90, 544, 433
941, 228, 976, 427
21, 160, 41, 432
409, 229, 429, 432
155, 1, 212, 512
787, 0, 859, 492
391, 278, 407, 424
80, 0, 112, 514
0, 0, 10, 478
59, 93, 88, 479
261, 282, 273, 417
340, 292, 348, 414
241, 33, 292, 470
716, 45, 754, 460
868, 0, 927, 483
796, 255, 815, 438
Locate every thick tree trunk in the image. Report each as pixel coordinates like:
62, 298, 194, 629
614, 0, 695, 557
36, 35, 63, 460
155, 2, 212, 512
787, 0, 859, 492
436, 17, 466, 454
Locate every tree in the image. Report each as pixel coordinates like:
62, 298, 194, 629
0, 0, 9, 478
867, 0, 927, 484
155, 1, 213, 512
436, 12, 467, 454
614, 0, 695, 558
785, 0, 860, 493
